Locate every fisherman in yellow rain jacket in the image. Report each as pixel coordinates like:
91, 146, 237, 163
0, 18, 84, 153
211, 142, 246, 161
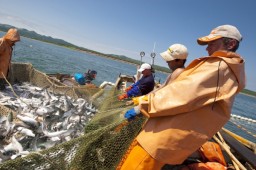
0, 28, 20, 90
117, 25, 246, 170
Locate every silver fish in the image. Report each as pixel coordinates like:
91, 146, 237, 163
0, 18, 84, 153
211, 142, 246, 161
16, 115, 39, 128
16, 127, 35, 137
3, 136, 23, 153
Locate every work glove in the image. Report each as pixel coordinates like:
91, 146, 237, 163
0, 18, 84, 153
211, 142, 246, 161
125, 86, 132, 92
132, 95, 148, 106
124, 105, 140, 120
118, 93, 128, 100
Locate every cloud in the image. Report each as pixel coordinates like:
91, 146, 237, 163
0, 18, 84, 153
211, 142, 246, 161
0, 12, 39, 31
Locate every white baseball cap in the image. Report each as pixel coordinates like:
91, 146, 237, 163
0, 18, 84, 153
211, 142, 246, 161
197, 25, 242, 45
138, 63, 151, 72
160, 44, 188, 62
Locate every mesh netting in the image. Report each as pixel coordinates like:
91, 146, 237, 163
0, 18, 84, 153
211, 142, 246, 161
0, 62, 146, 170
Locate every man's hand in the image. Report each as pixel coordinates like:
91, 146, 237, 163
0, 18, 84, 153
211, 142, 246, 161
125, 100, 134, 106
124, 106, 140, 120
118, 93, 128, 100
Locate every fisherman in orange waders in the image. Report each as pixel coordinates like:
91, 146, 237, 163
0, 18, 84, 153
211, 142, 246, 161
117, 25, 245, 170
0, 28, 20, 90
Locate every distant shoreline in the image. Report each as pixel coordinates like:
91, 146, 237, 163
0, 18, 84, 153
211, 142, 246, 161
79, 49, 170, 74
240, 92, 256, 98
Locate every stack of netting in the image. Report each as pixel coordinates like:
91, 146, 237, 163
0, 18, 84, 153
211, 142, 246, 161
0, 62, 145, 170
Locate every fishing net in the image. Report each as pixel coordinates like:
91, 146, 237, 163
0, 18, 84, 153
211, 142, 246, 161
0, 62, 146, 170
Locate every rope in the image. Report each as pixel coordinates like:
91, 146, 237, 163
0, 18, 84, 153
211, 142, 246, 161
212, 60, 221, 110
44, 73, 69, 88
229, 119, 256, 138
231, 114, 256, 123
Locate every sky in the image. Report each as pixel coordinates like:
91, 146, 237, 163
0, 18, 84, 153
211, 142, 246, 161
0, 0, 255, 91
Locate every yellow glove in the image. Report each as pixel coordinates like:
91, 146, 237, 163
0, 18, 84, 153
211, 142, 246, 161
132, 95, 148, 105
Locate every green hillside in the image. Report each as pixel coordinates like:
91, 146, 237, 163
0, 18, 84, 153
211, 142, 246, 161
241, 89, 256, 97
0, 23, 170, 73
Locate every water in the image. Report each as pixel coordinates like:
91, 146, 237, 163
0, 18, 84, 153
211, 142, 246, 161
227, 94, 256, 143
2, 32, 256, 143
10, 35, 166, 87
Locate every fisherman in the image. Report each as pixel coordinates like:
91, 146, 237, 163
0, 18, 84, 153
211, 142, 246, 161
118, 63, 155, 100
128, 43, 188, 106
157, 43, 188, 88
73, 69, 97, 85
117, 24, 245, 170
0, 28, 20, 90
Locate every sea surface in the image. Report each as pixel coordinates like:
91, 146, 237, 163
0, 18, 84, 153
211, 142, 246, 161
2, 32, 256, 143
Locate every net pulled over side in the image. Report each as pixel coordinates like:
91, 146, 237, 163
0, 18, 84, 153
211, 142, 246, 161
0, 63, 145, 169
8, 62, 101, 100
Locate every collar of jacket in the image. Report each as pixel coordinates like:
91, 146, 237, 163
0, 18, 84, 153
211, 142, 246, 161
196, 50, 241, 61
211, 50, 241, 59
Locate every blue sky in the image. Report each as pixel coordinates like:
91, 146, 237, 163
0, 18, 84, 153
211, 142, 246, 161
1, 0, 255, 91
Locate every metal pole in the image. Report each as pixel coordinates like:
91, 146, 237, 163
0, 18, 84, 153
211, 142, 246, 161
140, 51, 145, 65
151, 42, 156, 66
150, 52, 156, 66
